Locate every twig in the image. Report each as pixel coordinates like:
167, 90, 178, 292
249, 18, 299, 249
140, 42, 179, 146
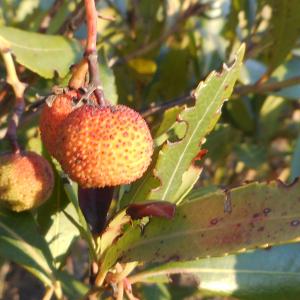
58, 0, 101, 35
141, 94, 195, 118
142, 75, 300, 117
84, 0, 106, 106
110, 2, 210, 67
104, 0, 123, 17
58, 3, 85, 35
98, 12, 116, 21
0, 48, 27, 153
235, 76, 300, 96
39, 0, 65, 33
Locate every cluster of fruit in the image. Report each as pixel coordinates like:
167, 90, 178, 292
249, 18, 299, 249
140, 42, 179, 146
0, 89, 153, 212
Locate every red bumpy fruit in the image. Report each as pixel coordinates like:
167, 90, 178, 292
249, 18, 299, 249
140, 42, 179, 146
0, 151, 54, 212
39, 90, 79, 159
57, 105, 153, 188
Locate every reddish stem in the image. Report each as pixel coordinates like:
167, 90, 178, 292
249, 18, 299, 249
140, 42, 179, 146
84, 0, 98, 55
5, 98, 25, 153
84, 0, 106, 106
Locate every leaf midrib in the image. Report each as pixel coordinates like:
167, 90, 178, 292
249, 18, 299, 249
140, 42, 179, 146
123, 213, 300, 252
129, 267, 300, 284
160, 71, 230, 200
10, 40, 72, 52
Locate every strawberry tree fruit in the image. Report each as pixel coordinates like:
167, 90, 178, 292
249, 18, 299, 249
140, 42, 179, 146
0, 151, 54, 212
39, 90, 80, 159
57, 104, 153, 188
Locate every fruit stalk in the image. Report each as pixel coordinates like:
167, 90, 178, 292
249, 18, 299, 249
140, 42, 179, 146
84, 0, 106, 106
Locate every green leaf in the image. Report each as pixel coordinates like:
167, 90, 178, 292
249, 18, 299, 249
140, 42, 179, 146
154, 106, 184, 144
122, 44, 245, 206
130, 243, 300, 300
62, 178, 98, 261
0, 208, 55, 286
204, 124, 241, 163
140, 283, 171, 300
98, 50, 118, 105
172, 164, 203, 205
37, 171, 80, 269
270, 58, 300, 99
185, 185, 219, 201
56, 271, 90, 300
102, 179, 300, 271
148, 44, 245, 202
0, 26, 82, 78
234, 143, 267, 169
146, 48, 191, 103
128, 58, 157, 75
226, 97, 255, 133
258, 96, 286, 142
262, 0, 300, 73
290, 135, 300, 181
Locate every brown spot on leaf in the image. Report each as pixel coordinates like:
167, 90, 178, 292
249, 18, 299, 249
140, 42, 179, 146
210, 218, 218, 225
257, 226, 264, 232
291, 220, 300, 227
168, 255, 180, 262
223, 188, 232, 214
263, 208, 271, 216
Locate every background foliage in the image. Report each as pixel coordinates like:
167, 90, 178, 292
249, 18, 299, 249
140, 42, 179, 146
1, 0, 300, 299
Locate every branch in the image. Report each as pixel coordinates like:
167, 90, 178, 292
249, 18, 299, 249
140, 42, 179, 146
141, 94, 194, 118
110, 2, 210, 67
235, 76, 300, 96
142, 76, 300, 117
84, 0, 106, 106
58, 0, 101, 35
39, 0, 65, 33
0, 47, 27, 153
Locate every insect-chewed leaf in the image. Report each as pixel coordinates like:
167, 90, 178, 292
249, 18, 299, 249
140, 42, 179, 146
121, 44, 245, 205
149, 44, 245, 203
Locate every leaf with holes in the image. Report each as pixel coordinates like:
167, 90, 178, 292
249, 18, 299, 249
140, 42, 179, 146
148, 44, 245, 203
121, 44, 245, 205
100, 179, 300, 272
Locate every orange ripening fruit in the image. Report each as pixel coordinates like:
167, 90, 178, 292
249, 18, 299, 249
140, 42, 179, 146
39, 90, 79, 159
57, 105, 153, 188
0, 151, 54, 212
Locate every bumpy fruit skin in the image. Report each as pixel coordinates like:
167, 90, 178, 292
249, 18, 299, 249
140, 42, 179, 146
57, 105, 153, 188
39, 90, 79, 159
0, 151, 54, 212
